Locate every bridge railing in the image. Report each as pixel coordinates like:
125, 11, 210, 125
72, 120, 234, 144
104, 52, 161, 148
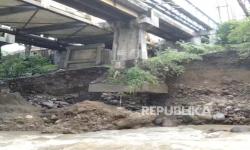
171, 0, 218, 29
142, 0, 218, 32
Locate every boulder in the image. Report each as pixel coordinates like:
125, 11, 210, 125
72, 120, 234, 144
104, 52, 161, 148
230, 126, 250, 133
213, 113, 225, 121
41, 101, 55, 109
162, 117, 178, 127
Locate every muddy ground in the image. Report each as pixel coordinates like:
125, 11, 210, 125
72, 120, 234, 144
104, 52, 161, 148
0, 50, 250, 133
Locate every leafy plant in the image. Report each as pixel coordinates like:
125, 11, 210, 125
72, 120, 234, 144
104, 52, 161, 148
228, 19, 250, 44
0, 55, 57, 79
140, 49, 202, 80
227, 42, 250, 60
107, 48, 202, 92
107, 66, 158, 92
216, 19, 250, 44
216, 20, 239, 44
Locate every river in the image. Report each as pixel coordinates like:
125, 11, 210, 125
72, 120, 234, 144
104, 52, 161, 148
0, 125, 249, 150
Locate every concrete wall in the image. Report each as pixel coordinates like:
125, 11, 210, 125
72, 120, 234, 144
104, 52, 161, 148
112, 20, 147, 68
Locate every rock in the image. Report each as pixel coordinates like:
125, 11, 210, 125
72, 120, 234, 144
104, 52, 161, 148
51, 114, 58, 120
154, 116, 164, 126
225, 106, 233, 111
221, 90, 231, 96
114, 115, 154, 129
227, 95, 234, 100
234, 108, 241, 112
42, 117, 48, 121
213, 113, 225, 121
230, 126, 250, 133
51, 98, 57, 101
56, 101, 70, 106
207, 128, 229, 133
41, 101, 55, 109
25, 115, 33, 119
162, 118, 178, 127
55, 119, 62, 124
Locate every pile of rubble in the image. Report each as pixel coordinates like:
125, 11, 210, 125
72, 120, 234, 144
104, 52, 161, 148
41, 100, 155, 134
167, 79, 250, 125
25, 94, 79, 109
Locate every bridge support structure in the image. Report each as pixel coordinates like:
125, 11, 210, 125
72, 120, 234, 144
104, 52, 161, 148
190, 36, 201, 44
111, 20, 148, 69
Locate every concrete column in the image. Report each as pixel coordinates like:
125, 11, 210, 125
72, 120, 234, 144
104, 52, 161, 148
53, 50, 67, 69
0, 46, 2, 59
208, 30, 217, 44
25, 44, 31, 57
190, 36, 201, 44
112, 20, 147, 68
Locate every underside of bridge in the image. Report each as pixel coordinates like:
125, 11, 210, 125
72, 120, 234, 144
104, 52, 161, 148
55, 0, 197, 40
0, 0, 112, 50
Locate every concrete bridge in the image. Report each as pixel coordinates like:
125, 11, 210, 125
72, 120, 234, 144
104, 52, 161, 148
54, 0, 218, 65
0, 0, 218, 68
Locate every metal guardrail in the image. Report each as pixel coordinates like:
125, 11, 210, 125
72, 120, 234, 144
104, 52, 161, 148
237, 0, 250, 17
141, 0, 218, 32
178, 0, 219, 29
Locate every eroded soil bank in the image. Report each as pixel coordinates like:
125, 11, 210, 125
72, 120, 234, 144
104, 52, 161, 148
0, 50, 250, 133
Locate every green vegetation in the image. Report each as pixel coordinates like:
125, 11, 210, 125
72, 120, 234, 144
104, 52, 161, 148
227, 42, 250, 60
216, 18, 250, 59
140, 49, 202, 80
107, 44, 217, 92
107, 41, 227, 92
177, 42, 224, 55
0, 55, 57, 79
217, 18, 250, 44
216, 20, 239, 44
107, 67, 158, 92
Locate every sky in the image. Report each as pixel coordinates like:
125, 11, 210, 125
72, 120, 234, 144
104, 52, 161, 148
185, 0, 245, 22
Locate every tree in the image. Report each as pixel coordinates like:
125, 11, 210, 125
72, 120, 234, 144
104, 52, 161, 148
216, 20, 239, 44
228, 19, 250, 43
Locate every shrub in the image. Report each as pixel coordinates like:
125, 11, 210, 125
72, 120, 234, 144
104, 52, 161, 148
216, 19, 250, 44
177, 42, 224, 55
107, 66, 158, 92
0, 55, 57, 79
227, 42, 250, 60
107, 43, 226, 91
216, 20, 239, 44
107, 48, 202, 92
228, 19, 250, 44
140, 49, 202, 80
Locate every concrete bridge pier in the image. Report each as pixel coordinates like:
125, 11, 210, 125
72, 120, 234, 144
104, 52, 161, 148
111, 20, 148, 69
190, 36, 201, 44
53, 50, 67, 69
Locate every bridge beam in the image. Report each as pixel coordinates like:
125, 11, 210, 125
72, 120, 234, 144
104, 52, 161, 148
112, 20, 147, 68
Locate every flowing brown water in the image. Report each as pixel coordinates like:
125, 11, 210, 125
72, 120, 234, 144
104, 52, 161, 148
0, 125, 249, 150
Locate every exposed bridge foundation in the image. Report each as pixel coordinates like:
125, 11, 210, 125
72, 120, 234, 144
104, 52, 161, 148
112, 20, 148, 68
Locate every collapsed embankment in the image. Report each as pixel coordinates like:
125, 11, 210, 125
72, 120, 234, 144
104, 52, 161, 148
164, 50, 250, 125
1, 50, 250, 132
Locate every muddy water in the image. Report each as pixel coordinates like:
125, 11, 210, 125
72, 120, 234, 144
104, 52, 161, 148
0, 125, 250, 150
